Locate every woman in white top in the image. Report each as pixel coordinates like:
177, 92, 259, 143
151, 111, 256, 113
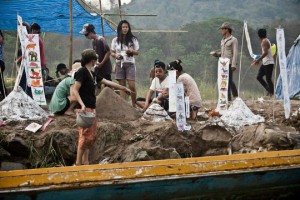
111, 20, 139, 107
168, 59, 202, 120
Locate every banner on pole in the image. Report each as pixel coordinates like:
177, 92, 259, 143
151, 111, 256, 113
244, 21, 260, 59
216, 57, 230, 115
15, 24, 28, 90
276, 28, 290, 119
175, 83, 186, 131
24, 34, 47, 105
168, 70, 177, 112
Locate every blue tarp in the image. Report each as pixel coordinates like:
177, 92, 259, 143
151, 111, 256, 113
275, 35, 300, 99
0, 0, 116, 37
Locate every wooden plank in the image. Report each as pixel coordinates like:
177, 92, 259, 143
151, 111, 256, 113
0, 150, 300, 191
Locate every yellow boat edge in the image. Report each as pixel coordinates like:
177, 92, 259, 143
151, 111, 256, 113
0, 149, 300, 192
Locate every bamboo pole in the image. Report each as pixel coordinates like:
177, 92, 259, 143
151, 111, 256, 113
99, 0, 105, 37
238, 24, 245, 97
69, 0, 73, 70
118, 0, 122, 20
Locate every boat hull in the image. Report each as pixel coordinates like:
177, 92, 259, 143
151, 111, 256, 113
1, 150, 300, 199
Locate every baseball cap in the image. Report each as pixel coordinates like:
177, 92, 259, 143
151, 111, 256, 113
79, 24, 95, 35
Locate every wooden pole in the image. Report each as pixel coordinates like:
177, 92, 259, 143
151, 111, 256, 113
118, 0, 122, 20
238, 24, 245, 97
99, 0, 105, 37
69, 0, 73, 70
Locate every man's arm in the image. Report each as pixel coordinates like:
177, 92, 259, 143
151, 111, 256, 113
231, 38, 238, 70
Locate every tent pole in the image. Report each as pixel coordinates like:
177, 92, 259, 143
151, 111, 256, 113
118, 0, 122, 20
99, 0, 105, 37
238, 24, 245, 97
69, 0, 73, 70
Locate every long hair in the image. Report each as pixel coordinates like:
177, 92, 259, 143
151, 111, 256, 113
116, 20, 137, 50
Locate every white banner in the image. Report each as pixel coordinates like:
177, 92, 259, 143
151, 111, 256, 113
185, 96, 190, 118
168, 70, 177, 112
276, 28, 290, 119
175, 83, 186, 131
216, 57, 230, 115
244, 21, 259, 59
25, 34, 47, 105
15, 24, 28, 90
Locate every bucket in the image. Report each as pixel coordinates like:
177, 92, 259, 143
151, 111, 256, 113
76, 111, 95, 128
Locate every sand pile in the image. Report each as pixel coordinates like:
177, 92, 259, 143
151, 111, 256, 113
0, 87, 49, 122
96, 87, 141, 121
220, 97, 265, 130
142, 103, 172, 122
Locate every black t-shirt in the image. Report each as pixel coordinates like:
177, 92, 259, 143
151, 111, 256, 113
74, 67, 103, 109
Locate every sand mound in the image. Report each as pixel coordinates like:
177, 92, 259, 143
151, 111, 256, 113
96, 87, 141, 121
220, 97, 265, 130
142, 103, 172, 122
0, 87, 49, 122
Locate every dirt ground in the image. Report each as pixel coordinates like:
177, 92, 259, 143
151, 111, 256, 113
1, 89, 300, 170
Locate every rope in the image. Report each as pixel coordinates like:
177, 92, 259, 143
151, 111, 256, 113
238, 24, 245, 97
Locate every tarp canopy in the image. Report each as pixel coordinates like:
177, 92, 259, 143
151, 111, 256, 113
0, 0, 116, 37
275, 35, 300, 99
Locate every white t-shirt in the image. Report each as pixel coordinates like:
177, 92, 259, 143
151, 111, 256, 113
150, 76, 169, 95
111, 37, 139, 64
177, 73, 201, 107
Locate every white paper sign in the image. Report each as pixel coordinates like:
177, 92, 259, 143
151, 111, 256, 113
25, 34, 47, 105
25, 122, 42, 133
276, 28, 290, 119
216, 57, 230, 115
244, 21, 260, 59
175, 83, 186, 131
168, 70, 177, 112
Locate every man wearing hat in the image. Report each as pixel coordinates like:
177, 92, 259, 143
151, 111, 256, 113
212, 22, 238, 101
79, 24, 112, 87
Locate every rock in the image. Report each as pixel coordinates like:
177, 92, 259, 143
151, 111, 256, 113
1, 134, 29, 157
135, 151, 151, 161
0, 145, 11, 158
202, 148, 228, 156
1, 161, 26, 171
201, 125, 232, 147
169, 148, 181, 159
129, 134, 144, 142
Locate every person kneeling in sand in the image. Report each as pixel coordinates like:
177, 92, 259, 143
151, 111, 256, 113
136, 60, 169, 112
168, 59, 202, 120
49, 62, 81, 116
